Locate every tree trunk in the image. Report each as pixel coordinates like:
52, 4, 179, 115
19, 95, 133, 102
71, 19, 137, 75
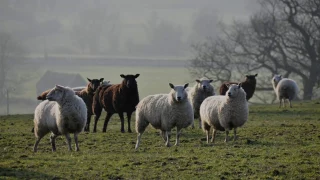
303, 76, 316, 100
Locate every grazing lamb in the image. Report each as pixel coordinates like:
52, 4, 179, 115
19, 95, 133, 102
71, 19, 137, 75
33, 85, 87, 152
186, 78, 215, 129
271, 74, 299, 108
219, 74, 258, 101
135, 83, 193, 149
200, 84, 248, 144
92, 74, 140, 133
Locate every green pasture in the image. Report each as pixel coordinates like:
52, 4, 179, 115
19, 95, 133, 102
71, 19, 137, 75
1, 101, 320, 179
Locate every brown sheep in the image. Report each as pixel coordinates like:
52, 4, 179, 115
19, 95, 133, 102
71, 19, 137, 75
92, 74, 140, 133
219, 74, 258, 101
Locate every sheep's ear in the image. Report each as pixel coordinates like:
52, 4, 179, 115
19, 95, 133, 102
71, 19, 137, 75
169, 83, 175, 89
196, 79, 201, 83
55, 85, 63, 89
135, 74, 140, 78
120, 74, 126, 78
209, 80, 213, 83
184, 83, 189, 89
225, 84, 230, 88
279, 75, 282, 78
99, 78, 104, 82
255, 74, 258, 77
87, 78, 92, 82
238, 83, 242, 89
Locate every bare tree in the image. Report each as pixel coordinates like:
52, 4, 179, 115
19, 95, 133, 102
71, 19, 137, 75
0, 32, 26, 101
189, 0, 320, 101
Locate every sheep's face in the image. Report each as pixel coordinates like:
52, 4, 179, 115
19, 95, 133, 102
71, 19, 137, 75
87, 78, 104, 92
169, 83, 188, 102
272, 75, 282, 85
245, 74, 258, 84
226, 84, 242, 98
46, 85, 65, 101
120, 74, 140, 89
196, 79, 213, 92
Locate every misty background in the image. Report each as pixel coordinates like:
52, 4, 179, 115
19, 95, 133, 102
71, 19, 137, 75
0, 0, 259, 115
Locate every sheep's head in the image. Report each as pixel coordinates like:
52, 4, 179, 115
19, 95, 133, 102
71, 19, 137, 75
87, 78, 104, 92
120, 74, 140, 89
46, 85, 73, 102
196, 78, 213, 92
272, 74, 282, 87
169, 83, 188, 102
226, 84, 245, 99
245, 74, 258, 84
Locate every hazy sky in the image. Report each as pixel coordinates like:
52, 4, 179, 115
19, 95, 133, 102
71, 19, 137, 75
0, 0, 258, 57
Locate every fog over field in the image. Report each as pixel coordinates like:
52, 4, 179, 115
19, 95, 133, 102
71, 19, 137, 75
0, 0, 258, 114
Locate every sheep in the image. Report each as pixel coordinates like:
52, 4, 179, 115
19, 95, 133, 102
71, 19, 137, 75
35, 78, 104, 132
219, 74, 258, 101
200, 84, 248, 144
92, 74, 140, 133
135, 83, 193, 149
186, 77, 215, 129
33, 85, 87, 152
76, 78, 104, 132
271, 74, 299, 108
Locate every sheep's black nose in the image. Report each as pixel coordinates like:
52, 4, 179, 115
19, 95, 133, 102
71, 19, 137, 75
203, 86, 207, 89
177, 97, 181, 101
228, 92, 231, 97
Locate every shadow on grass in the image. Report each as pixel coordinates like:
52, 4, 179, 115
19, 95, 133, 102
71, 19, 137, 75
0, 167, 62, 180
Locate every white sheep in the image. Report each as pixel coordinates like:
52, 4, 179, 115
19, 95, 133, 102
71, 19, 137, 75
200, 84, 248, 144
272, 75, 299, 108
33, 85, 87, 152
186, 77, 215, 129
135, 83, 193, 149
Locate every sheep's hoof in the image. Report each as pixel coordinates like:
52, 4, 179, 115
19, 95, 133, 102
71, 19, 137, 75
233, 136, 238, 141
128, 130, 132, 133
165, 143, 172, 147
121, 130, 125, 133
75, 148, 80, 152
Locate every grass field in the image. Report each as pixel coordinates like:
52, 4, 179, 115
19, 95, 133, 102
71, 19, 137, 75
1, 101, 320, 179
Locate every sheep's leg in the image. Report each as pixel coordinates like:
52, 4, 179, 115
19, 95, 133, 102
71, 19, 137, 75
279, 99, 282, 108
50, 134, 58, 152
224, 130, 230, 143
93, 112, 101, 133
84, 113, 91, 132
211, 129, 217, 143
65, 133, 72, 151
202, 122, 211, 143
74, 133, 80, 151
102, 112, 113, 133
191, 119, 195, 129
165, 131, 172, 147
174, 128, 182, 146
135, 133, 143, 149
33, 136, 43, 152
118, 112, 125, 133
127, 112, 133, 133
233, 128, 238, 141
198, 117, 202, 129
289, 99, 292, 108
161, 130, 167, 141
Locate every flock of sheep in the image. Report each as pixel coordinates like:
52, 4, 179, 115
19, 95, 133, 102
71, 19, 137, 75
32, 73, 299, 152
